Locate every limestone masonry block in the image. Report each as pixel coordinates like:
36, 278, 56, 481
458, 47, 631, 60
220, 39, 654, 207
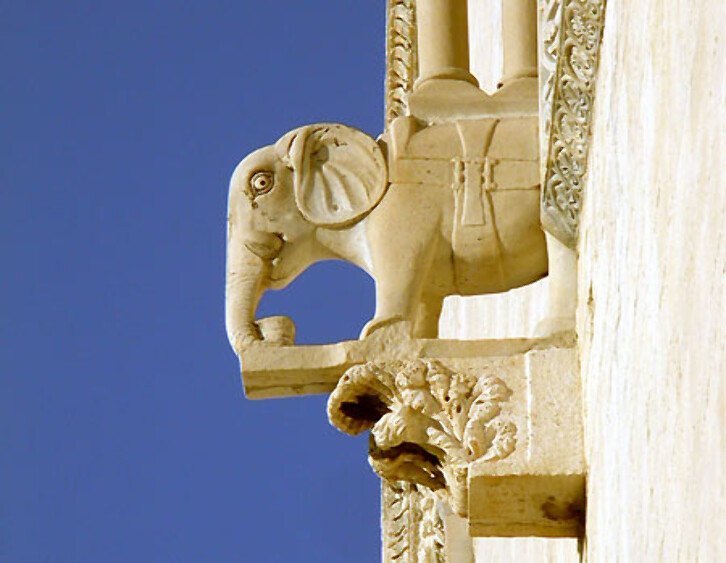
468, 347, 584, 537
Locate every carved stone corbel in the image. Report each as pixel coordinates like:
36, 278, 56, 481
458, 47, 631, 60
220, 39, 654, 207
327, 344, 585, 538
329, 360, 516, 517
224, 0, 597, 550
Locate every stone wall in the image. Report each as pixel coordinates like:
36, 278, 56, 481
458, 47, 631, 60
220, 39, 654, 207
577, 1, 726, 560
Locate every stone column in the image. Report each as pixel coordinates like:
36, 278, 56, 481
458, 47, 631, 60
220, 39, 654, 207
501, 0, 537, 85
416, 0, 478, 85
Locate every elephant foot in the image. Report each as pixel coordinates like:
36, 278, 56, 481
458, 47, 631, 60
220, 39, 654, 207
360, 316, 412, 340
231, 316, 296, 354
230, 322, 264, 354
532, 316, 575, 339
258, 315, 296, 346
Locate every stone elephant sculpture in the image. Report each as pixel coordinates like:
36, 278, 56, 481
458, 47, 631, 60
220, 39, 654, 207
225, 117, 547, 352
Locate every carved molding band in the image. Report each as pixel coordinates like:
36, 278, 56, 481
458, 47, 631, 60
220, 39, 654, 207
386, 0, 418, 127
540, 0, 607, 247
328, 360, 516, 517
382, 481, 446, 562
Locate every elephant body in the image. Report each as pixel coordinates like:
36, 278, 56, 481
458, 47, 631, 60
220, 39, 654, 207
225, 115, 547, 350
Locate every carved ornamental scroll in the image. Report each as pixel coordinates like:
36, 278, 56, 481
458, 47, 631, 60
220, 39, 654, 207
382, 482, 446, 562
386, 0, 418, 126
539, 0, 607, 247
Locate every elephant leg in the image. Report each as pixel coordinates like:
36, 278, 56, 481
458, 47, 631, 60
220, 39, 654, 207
360, 183, 443, 340
361, 234, 439, 339
534, 232, 577, 336
361, 265, 427, 339
413, 294, 444, 338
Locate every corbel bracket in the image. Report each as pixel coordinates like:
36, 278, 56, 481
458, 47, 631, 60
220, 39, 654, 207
327, 336, 585, 537
225, 0, 606, 547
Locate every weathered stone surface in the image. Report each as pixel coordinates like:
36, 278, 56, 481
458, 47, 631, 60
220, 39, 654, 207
240, 332, 569, 399
225, 0, 568, 365
326, 342, 584, 539
577, 1, 726, 560
224, 1, 603, 559
468, 347, 584, 537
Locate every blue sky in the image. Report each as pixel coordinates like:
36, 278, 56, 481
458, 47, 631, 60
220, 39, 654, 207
2, 2, 385, 560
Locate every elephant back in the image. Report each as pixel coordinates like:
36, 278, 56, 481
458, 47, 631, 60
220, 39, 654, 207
387, 116, 545, 293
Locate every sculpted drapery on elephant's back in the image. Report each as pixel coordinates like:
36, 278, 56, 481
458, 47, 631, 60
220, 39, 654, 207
225, 117, 547, 351
384, 115, 544, 294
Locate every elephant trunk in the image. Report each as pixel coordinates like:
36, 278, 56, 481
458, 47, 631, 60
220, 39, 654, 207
225, 233, 283, 353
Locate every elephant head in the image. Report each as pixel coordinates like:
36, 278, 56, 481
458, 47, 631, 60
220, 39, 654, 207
225, 123, 388, 352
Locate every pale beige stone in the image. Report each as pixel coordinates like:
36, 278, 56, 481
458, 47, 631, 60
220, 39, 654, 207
381, 482, 449, 561
577, 1, 726, 560
226, 106, 549, 356
224, 0, 574, 362
326, 341, 584, 539
223, 1, 605, 559
468, 0, 503, 94
501, 0, 538, 87
468, 347, 584, 537
537, 0, 606, 249
240, 329, 572, 399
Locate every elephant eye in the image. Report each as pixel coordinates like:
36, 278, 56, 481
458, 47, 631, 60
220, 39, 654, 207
250, 171, 274, 196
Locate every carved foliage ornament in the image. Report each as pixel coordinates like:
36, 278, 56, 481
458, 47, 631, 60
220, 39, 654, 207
327, 360, 516, 517
540, 0, 607, 247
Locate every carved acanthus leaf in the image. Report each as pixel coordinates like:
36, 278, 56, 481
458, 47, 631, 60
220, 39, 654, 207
328, 360, 516, 517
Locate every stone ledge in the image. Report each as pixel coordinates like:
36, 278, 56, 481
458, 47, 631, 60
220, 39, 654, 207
240, 331, 574, 399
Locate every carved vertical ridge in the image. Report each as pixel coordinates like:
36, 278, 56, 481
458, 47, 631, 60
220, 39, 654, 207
540, 0, 607, 247
385, 0, 418, 128
382, 481, 447, 562
382, 481, 415, 561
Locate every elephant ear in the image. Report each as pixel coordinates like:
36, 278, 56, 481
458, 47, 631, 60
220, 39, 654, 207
277, 123, 388, 228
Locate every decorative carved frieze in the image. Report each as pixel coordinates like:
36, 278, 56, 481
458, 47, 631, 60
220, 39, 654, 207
385, 0, 418, 127
539, 0, 607, 247
382, 481, 446, 562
